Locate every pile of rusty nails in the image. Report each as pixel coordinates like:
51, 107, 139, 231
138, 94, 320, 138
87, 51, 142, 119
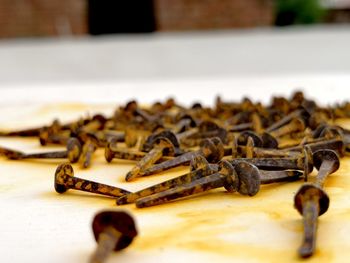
1, 91, 349, 261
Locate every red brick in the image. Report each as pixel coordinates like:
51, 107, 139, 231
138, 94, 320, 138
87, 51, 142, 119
0, 0, 87, 38
154, 0, 274, 31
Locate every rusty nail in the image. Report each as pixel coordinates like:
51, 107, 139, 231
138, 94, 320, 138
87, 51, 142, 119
117, 155, 218, 205
135, 160, 260, 208
54, 163, 130, 197
139, 137, 224, 176
90, 210, 137, 263
294, 149, 340, 258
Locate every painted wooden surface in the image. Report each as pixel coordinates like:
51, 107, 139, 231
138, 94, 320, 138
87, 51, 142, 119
1, 103, 350, 263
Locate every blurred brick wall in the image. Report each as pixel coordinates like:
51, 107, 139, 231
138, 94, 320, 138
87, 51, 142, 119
326, 9, 350, 23
154, 0, 274, 31
0, 0, 274, 38
0, 0, 87, 38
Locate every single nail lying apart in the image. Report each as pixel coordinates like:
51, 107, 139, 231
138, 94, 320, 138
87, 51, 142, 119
294, 149, 340, 258
54, 163, 131, 197
90, 210, 138, 263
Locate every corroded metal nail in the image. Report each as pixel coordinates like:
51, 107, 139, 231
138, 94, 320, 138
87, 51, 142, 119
306, 138, 344, 156
201, 162, 303, 184
178, 120, 228, 147
238, 145, 300, 158
221, 135, 239, 158
231, 135, 239, 158
14, 138, 82, 163
139, 137, 224, 176
123, 128, 139, 148
237, 131, 263, 147
54, 163, 130, 197
279, 136, 325, 150
251, 112, 263, 134
117, 155, 217, 205
123, 128, 151, 148
78, 133, 99, 169
259, 170, 303, 184
90, 210, 137, 263
235, 130, 278, 150
282, 138, 344, 156
204, 135, 286, 159
198, 162, 303, 184
118, 155, 302, 205
125, 135, 178, 181
105, 141, 148, 163
80, 114, 108, 133
141, 130, 181, 154
294, 149, 340, 258
189, 154, 214, 171
0, 146, 25, 159
0, 119, 61, 137
230, 145, 313, 181
228, 154, 313, 173
172, 118, 192, 134
105, 140, 173, 163
38, 122, 68, 146
176, 127, 199, 141
227, 122, 253, 132
135, 161, 261, 208
265, 109, 306, 133
245, 136, 255, 158
269, 117, 305, 138
261, 132, 279, 149
84, 130, 125, 148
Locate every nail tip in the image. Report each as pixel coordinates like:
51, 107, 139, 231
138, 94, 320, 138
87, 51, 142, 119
298, 246, 314, 258
135, 201, 145, 208
116, 196, 129, 205
116, 199, 124, 205
125, 171, 139, 181
125, 174, 133, 182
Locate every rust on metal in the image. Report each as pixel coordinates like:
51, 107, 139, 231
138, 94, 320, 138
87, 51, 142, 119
54, 163, 130, 197
125, 136, 177, 181
117, 156, 218, 205
139, 137, 223, 176
90, 210, 138, 263
294, 149, 340, 258
135, 161, 261, 208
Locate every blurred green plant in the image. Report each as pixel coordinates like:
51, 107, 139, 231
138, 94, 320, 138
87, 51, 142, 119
275, 0, 326, 26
